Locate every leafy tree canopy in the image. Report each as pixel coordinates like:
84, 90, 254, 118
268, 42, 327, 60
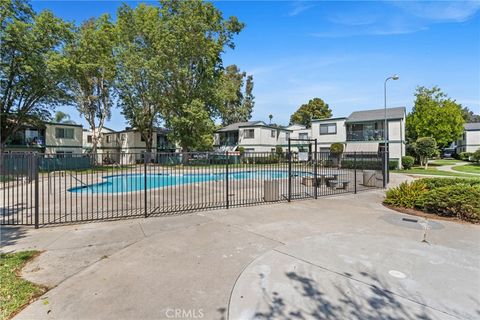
290, 98, 332, 127
406, 86, 464, 149
216, 64, 254, 126
66, 14, 116, 154
415, 137, 438, 169
0, 0, 73, 147
462, 106, 480, 123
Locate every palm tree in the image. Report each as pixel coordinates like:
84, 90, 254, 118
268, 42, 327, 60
54, 111, 76, 124
269, 114, 273, 124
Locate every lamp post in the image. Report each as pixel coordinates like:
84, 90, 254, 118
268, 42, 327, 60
383, 74, 399, 187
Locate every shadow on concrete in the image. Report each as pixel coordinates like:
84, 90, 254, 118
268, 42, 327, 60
0, 225, 28, 249
252, 270, 465, 320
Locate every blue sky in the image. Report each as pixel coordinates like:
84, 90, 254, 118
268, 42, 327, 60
32, 0, 480, 130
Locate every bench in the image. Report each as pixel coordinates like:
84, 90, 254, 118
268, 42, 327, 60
328, 179, 350, 190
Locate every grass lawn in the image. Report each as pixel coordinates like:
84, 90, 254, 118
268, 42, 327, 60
0, 251, 45, 320
430, 159, 465, 165
452, 163, 480, 174
392, 166, 479, 178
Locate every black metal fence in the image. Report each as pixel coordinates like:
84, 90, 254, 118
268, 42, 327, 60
0, 151, 385, 227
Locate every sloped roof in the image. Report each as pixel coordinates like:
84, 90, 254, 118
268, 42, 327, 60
346, 107, 406, 122
465, 123, 480, 130
216, 121, 264, 132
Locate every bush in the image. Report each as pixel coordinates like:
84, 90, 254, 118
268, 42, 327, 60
402, 156, 415, 169
388, 160, 399, 170
383, 177, 480, 222
415, 137, 438, 167
418, 184, 480, 221
330, 143, 344, 155
459, 152, 472, 161
384, 181, 428, 208
472, 149, 480, 162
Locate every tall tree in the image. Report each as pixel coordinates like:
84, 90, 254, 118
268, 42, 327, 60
290, 98, 332, 127
66, 14, 116, 156
158, 0, 244, 151
53, 111, 75, 124
406, 86, 465, 148
0, 0, 72, 149
115, 4, 165, 153
462, 106, 480, 123
217, 64, 254, 126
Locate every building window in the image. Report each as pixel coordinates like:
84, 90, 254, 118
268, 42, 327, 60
55, 128, 74, 139
244, 129, 255, 139
106, 135, 111, 143
271, 130, 276, 138
299, 133, 308, 140
320, 123, 337, 135
87, 135, 92, 143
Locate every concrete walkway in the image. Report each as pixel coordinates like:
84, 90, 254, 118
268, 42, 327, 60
1, 174, 479, 320
434, 161, 480, 176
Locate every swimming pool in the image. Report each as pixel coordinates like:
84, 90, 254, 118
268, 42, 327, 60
68, 170, 311, 193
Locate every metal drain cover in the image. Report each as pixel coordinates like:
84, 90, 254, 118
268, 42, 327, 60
380, 214, 444, 230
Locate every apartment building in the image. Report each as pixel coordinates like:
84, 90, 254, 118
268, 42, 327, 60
4, 122, 83, 155
214, 107, 406, 167
214, 121, 292, 153
456, 123, 480, 154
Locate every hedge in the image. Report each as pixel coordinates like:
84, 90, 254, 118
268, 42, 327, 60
384, 177, 480, 222
401, 156, 415, 169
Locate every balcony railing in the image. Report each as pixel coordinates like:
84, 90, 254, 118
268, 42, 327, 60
347, 130, 385, 142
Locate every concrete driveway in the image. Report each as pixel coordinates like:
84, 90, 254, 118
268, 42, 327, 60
1, 174, 479, 320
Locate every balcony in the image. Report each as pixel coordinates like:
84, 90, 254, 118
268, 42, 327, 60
347, 129, 385, 142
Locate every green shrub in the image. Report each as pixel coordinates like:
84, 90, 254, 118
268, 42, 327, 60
472, 148, 480, 163
384, 181, 428, 208
459, 152, 472, 161
330, 143, 344, 155
388, 160, 399, 170
418, 177, 480, 189
402, 156, 415, 169
384, 177, 480, 222
418, 185, 480, 221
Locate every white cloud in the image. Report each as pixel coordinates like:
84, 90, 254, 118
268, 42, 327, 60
393, 1, 480, 22
289, 1, 315, 17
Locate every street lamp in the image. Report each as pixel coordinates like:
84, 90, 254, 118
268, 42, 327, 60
383, 74, 399, 187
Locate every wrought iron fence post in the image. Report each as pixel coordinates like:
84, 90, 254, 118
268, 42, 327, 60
33, 153, 39, 229
314, 139, 317, 199
288, 139, 292, 202
144, 152, 148, 218
354, 152, 357, 194
226, 151, 229, 209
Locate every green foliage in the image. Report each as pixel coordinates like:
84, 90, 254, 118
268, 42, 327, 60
419, 184, 480, 220
383, 178, 480, 222
459, 152, 472, 161
53, 111, 75, 124
415, 137, 438, 168
462, 106, 480, 123
1, 0, 73, 146
275, 145, 284, 157
289, 98, 332, 127
0, 250, 44, 320
472, 149, 480, 162
237, 146, 245, 156
330, 143, 344, 155
384, 181, 428, 208
216, 64, 254, 125
65, 14, 116, 153
402, 156, 415, 169
406, 86, 465, 148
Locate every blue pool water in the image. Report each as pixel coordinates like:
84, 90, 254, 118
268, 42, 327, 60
69, 170, 310, 193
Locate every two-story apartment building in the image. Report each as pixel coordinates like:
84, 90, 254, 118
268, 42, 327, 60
456, 123, 480, 154
82, 127, 176, 164
214, 107, 406, 167
4, 122, 83, 155
214, 121, 292, 153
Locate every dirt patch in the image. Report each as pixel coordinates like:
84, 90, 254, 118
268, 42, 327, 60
383, 204, 478, 225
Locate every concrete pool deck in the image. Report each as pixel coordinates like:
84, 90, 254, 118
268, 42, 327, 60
1, 173, 479, 320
